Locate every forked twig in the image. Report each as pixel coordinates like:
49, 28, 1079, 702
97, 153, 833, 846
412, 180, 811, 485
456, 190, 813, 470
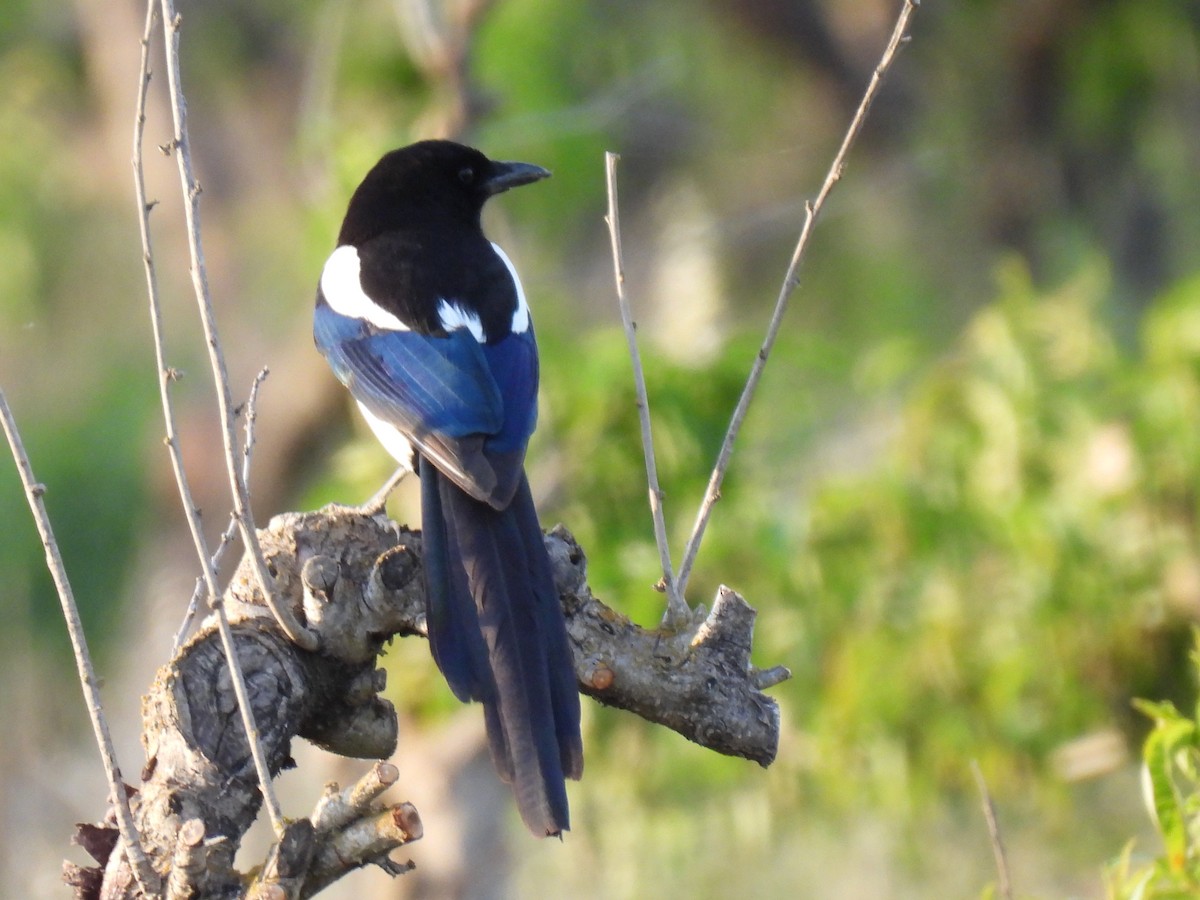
136, 0, 286, 834
155, 0, 316, 653
173, 367, 270, 653
603, 152, 689, 626
675, 0, 920, 598
0, 390, 161, 897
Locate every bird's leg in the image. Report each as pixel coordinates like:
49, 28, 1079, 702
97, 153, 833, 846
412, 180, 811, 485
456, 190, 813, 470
360, 466, 409, 515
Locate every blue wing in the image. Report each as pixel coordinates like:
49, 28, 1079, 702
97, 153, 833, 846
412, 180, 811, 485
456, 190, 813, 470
315, 300, 537, 508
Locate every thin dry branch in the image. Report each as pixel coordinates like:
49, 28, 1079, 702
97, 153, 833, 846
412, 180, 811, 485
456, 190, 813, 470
675, 0, 920, 597
971, 760, 1014, 900
603, 151, 689, 626
0, 390, 160, 897
154, 0, 316, 653
136, 0, 287, 835
173, 367, 270, 652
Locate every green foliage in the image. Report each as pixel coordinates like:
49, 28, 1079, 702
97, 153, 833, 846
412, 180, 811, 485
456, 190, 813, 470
0, 27, 154, 663
1106, 658, 1200, 898
1, 372, 154, 660
784, 260, 1200, 813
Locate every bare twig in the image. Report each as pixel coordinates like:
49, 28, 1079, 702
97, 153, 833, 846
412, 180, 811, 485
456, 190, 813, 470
132, 0, 211, 657
675, 0, 920, 598
155, 0, 316, 653
173, 367, 270, 653
604, 151, 689, 626
0, 390, 161, 897
361, 466, 409, 514
971, 760, 1013, 900
136, 0, 287, 835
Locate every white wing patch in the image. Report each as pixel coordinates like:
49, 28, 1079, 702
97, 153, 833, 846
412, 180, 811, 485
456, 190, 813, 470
491, 243, 531, 334
435, 301, 486, 342
321, 245, 408, 331
323, 241, 531, 339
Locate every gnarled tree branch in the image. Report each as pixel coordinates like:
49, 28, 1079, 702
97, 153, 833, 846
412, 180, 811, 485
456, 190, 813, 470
72, 506, 786, 896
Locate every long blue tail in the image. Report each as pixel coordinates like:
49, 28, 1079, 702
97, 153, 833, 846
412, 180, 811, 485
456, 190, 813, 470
420, 456, 583, 836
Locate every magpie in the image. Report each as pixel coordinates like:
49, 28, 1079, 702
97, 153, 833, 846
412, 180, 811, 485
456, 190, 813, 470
313, 140, 583, 837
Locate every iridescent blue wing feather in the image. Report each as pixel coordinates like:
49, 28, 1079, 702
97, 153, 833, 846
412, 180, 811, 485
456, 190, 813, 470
315, 299, 536, 507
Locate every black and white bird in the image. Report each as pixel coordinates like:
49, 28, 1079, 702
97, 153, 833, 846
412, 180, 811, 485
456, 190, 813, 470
313, 140, 583, 836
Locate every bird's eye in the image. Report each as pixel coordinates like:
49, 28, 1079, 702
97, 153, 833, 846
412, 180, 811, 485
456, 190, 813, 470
458, 167, 475, 185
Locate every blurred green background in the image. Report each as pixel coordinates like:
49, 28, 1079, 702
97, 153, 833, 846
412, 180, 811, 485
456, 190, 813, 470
3, 0, 1200, 896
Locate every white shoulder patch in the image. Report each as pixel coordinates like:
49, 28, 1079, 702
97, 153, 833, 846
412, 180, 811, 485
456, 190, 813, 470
491, 243, 531, 334
435, 301, 486, 343
320, 245, 408, 331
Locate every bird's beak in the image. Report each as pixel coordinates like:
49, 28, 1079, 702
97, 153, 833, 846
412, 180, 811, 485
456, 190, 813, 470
484, 160, 552, 195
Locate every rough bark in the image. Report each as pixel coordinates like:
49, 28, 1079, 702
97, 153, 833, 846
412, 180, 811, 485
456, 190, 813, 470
69, 505, 787, 898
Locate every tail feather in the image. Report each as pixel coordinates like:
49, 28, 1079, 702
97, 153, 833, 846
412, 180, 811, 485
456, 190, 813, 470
420, 456, 582, 835
508, 481, 584, 780
421, 458, 491, 705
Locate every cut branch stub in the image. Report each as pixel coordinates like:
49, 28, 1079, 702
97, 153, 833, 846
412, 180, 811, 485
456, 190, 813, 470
78, 508, 425, 898
545, 526, 788, 767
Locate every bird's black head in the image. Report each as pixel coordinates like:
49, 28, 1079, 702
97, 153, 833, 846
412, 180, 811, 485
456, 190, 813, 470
336, 140, 551, 247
